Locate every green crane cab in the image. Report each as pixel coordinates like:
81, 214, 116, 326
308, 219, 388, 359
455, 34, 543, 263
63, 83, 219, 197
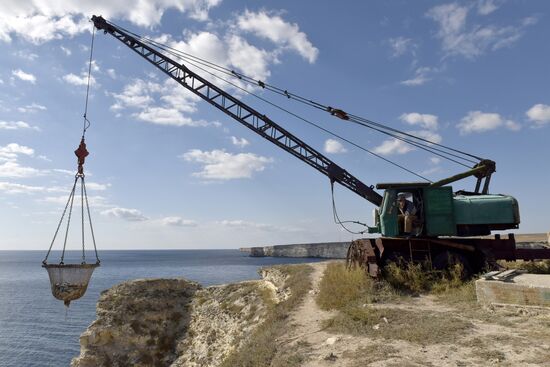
371, 183, 520, 238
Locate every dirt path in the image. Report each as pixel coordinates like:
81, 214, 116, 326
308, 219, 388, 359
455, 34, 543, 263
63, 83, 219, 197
276, 261, 550, 367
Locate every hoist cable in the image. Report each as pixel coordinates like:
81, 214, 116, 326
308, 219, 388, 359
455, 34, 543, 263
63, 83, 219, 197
83, 178, 100, 263
149, 39, 478, 166
331, 181, 367, 235
126, 35, 431, 181
60, 176, 78, 264
82, 25, 96, 137
43, 177, 78, 264
178, 55, 432, 182
109, 20, 481, 166
119, 27, 482, 164
81, 177, 85, 263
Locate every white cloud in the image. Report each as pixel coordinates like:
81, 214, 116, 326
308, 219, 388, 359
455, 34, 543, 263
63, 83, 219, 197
101, 207, 148, 222
136, 107, 209, 127
237, 10, 319, 63
0, 1, 221, 44
85, 182, 110, 191
457, 111, 520, 134
430, 157, 442, 165
427, 3, 534, 59
0, 143, 34, 161
324, 139, 347, 154
0, 161, 42, 178
60, 45, 72, 56
400, 67, 434, 86
159, 216, 197, 227
388, 37, 414, 57
106, 68, 117, 79
182, 149, 273, 180
0, 121, 37, 130
526, 103, 550, 126
400, 113, 438, 130
231, 136, 250, 148
0, 181, 65, 194
111, 78, 213, 127
44, 195, 109, 207
227, 34, 271, 81
14, 50, 38, 61
17, 103, 47, 113
477, 0, 501, 15
62, 73, 95, 86
373, 131, 442, 156
12, 69, 36, 83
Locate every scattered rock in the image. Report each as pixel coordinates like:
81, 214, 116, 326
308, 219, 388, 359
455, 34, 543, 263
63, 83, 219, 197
325, 336, 339, 345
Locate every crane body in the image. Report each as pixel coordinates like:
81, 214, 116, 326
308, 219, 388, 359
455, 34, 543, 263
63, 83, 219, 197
92, 16, 547, 275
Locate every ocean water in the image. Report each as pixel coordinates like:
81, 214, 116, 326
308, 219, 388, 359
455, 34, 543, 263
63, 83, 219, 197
0, 250, 322, 367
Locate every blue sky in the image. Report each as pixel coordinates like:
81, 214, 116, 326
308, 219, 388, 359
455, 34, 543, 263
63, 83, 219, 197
0, 0, 549, 250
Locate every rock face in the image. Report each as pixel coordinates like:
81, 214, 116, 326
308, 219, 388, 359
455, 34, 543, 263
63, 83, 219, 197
71, 278, 200, 367
72, 269, 289, 367
245, 242, 350, 258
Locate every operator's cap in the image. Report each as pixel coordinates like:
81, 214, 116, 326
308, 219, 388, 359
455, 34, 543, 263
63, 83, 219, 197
397, 193, 407, 200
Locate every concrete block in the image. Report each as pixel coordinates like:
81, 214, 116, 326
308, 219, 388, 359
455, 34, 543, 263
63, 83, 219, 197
476, 274, 550, 308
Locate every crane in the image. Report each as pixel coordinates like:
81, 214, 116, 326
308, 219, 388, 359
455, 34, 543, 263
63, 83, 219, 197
91, 16, 550, 276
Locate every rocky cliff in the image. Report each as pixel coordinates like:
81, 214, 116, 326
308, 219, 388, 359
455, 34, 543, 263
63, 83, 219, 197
243, 241, 350, 258
71, 268, 290, 367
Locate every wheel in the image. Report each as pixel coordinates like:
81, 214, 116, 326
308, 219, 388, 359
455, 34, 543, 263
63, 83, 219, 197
432, 250, 472, 279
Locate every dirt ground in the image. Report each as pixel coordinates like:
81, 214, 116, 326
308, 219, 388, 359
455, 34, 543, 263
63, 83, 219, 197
276, 261, 550, 367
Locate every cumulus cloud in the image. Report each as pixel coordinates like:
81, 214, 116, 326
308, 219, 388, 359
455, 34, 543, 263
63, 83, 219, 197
0, 161, 42, 178
101, 207, 148, 221
0, 121, 37, 130
400, 67, 435, 86
400, 113, 438, 130
373, 131, 442, 156
136, 107, 210, 127
111, 78, 217, 127
0, 0, 221, 44
477, 0, 501, 15
0, 143, 34, 161
12, 69, 36, 83
324, 139, 347, 154
62, 73, 95, 86
231, 136, 250, 148
457, 111, 520, 134
426, 3, 535, 59
159, 216, 197, 227
182, 149, 273, 180
237, 10, 319, 63
17, 103, 47, 113
526, 103, 550, 126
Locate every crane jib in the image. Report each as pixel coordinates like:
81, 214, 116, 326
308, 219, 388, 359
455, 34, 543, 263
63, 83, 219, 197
91, 15, 383, 207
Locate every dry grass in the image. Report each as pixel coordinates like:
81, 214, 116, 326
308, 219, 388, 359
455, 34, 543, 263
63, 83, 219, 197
498, 259, 550, 274
220, 264, 313, 367
323, 305, 472, 344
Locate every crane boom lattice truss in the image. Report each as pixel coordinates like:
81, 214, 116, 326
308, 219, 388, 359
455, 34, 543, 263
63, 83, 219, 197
92, 16, 383, 207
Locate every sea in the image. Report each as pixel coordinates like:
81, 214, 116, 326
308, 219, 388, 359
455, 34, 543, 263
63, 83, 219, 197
0, 250, 323, 367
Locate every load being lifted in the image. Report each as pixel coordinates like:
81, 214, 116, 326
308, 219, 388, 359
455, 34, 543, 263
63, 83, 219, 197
90, 15, 549, 276
43, 32, 100, 307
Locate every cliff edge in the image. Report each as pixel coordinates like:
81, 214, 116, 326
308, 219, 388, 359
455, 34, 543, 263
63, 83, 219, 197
71, 267, 291, 367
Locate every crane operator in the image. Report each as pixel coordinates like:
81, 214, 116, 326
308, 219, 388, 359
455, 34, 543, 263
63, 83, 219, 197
398, 194, 417, 235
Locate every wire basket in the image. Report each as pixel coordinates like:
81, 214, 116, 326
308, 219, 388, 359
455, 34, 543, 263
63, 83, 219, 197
43, 263, 99, 307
